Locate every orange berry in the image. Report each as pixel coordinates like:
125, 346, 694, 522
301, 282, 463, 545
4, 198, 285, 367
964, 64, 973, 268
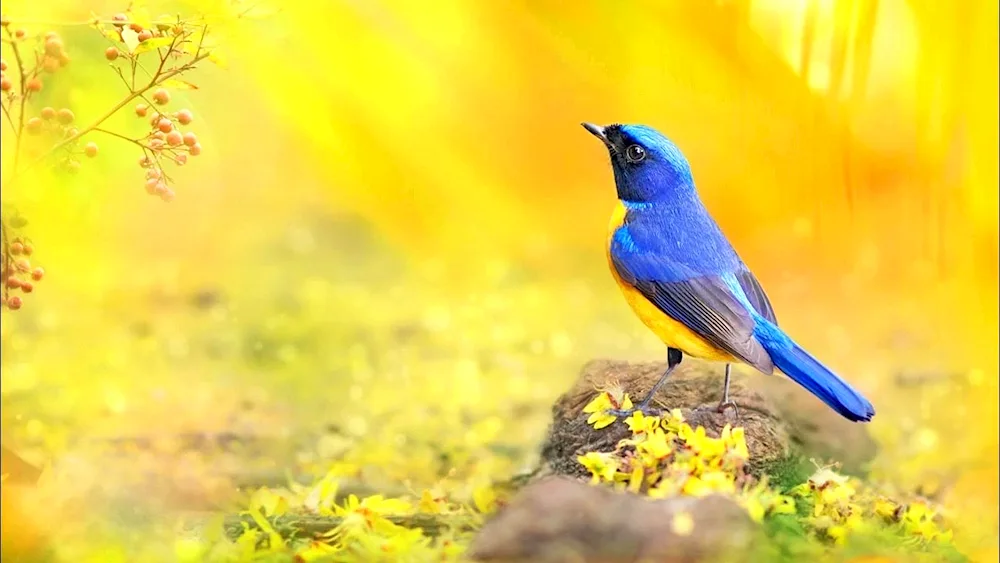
166, 130, 183, 146
13, 28, 25, 40
20, 281, 33, 293
182, 131, 198, 147
7, 295, 22, 310
31, 267, 44, 281
44, 38, 63, 56
84, 142, 99, 158
189, 143, 202, 156
137, 29, 152, 42
64, 127, 79, 139
26, 77, 42, 92
0, 59, 6, 71
0, 76, 10, 91
174, 153, 188, 165
175, 109, 193, 125
105, 47, 119, 61
15, 258, 30, 271
146, 169, 161, 180
57, 53, 70, 67
160, 187, 175, 202
149, 138, 165, 150
22, 243, 32, 256
42, 57, 60, 73
112, 13, 128, 23
56, 108, 74, 124
139, 156, 153, 168
5, 277, 20, 289
135, 103, 148, 117
152, 89, 170, 105
156, 118, 173, 133
10, 241, 23, 255
25, 117, 43, 134
145, 178, 160, 194
129, 23, 143, 33
40, 107, 55, 120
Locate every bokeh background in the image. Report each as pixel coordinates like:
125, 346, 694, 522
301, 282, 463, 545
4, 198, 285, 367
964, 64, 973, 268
1, 0, 997, 560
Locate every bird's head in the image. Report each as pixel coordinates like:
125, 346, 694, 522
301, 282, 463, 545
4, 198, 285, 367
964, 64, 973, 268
582, 122, 694, 205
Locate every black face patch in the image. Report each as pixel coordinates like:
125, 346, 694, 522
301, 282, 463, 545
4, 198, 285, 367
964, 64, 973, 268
602, 124, 631, 154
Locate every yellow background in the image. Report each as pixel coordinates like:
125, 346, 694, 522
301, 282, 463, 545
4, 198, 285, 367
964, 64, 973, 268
1, 0, 997, 560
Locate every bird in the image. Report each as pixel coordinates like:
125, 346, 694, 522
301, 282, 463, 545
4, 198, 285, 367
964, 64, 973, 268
581, 122, 875, 423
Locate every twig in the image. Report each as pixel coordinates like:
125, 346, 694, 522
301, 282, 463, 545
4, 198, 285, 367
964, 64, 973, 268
92, 126, 145, 149
3, 27, 28, 181
1, 102, 15, 134
3, 50, 211, 189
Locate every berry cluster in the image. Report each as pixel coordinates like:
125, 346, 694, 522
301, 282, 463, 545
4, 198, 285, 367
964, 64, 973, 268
1, 236, 44, 311
1, 10, 219, 313
0, 28, 70, 95
133, 91, 202, 201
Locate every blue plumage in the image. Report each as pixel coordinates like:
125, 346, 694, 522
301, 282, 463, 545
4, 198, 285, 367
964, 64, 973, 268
584, 122, 875, 423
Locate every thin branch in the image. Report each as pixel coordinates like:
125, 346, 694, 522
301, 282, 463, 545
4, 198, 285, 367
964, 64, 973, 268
4, 27, 28, 181
1, 102, 16, 135
4, 50, 211, 189
92, 127, 145, 149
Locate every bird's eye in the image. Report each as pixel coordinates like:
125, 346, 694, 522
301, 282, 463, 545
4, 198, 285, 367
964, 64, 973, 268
625, 144, 646, 163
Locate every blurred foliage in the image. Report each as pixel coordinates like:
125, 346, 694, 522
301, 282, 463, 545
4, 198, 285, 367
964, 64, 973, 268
1, 0, 997, 561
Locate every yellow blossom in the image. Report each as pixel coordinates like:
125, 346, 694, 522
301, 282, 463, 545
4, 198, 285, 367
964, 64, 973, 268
582, 391, 633, 429
625, 410, 660, 434
577, 451, 619, 483
682, 475, 712, 497
700, 470, 736, 494
636, 429, 673, 461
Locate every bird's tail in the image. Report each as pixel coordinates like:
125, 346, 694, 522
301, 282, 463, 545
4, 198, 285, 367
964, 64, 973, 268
754, 319, 875, 422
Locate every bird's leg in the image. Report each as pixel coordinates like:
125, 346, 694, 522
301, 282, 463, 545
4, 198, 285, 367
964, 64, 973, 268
608, 348, 682, 417
716, 363, 739, 418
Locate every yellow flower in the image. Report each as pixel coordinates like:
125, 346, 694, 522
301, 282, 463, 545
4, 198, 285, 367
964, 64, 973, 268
682, 475, 711, 497
627, 460, 645, 493
827, 524, 849, 544
625, 411, 660, 435
873, 497, 899, 520
577, 451, 619, 483
818, 481, 856, 505
582, 391, 633, 429
636, 429, 673, 462
661, 409, 686, 432
699, 470, 736, 494
743, 497, 766, 523
721, 425, 750, 460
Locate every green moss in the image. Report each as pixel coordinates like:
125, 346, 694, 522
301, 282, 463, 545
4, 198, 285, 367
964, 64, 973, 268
756, 454, 813, 492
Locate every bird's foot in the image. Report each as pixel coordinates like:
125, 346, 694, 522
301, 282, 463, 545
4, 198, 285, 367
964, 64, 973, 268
606, 402, 663, 418
716, 400, 740, 420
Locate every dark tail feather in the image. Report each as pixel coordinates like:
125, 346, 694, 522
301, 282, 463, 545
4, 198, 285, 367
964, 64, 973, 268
760, 332, 875, 422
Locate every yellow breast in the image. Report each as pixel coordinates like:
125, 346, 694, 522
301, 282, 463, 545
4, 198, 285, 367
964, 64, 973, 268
606, 201, 735, 362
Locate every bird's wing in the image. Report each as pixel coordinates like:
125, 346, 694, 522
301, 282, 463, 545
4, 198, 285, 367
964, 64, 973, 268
611, 253, 774, 374
733, 269, 777, 325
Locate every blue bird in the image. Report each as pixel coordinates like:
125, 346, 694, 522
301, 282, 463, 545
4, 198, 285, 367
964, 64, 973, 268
582, 122, 875, 423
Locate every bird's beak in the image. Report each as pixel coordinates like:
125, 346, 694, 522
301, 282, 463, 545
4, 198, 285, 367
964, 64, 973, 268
581, 122, 612, 148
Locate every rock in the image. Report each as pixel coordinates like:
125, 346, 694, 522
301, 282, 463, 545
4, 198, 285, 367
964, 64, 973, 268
539, 359, 876, 481
468, 476, 757, 563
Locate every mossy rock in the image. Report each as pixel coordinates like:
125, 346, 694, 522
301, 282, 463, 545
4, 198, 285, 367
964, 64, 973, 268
538, 359, 877, 482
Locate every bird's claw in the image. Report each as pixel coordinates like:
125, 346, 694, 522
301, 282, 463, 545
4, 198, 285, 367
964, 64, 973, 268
716, 400, 740, 419
606, 404, 663, 418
